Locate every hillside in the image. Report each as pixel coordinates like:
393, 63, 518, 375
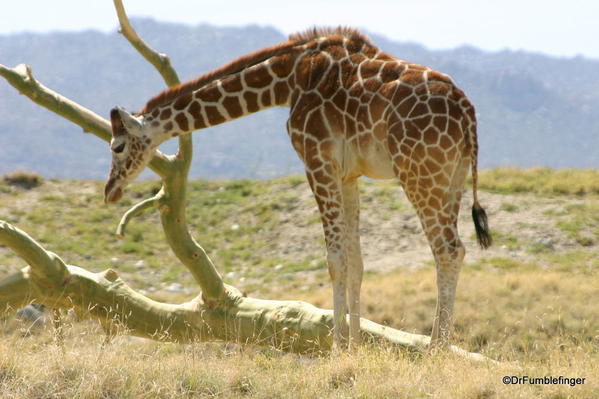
1, 19, 599, 180
0, 170, 598, 398
1, 170, 598, 296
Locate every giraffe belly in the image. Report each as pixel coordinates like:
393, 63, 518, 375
347, 139, 395, 181
361, 153, 395, 180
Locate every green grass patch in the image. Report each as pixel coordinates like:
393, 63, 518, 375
286, 175, 305, 187
539, 250, 599, 272
490, 229, 520, 250
527, 243, 554, 254
486, 257, 522, 270
500, 202, 518, 212
474, 167, 599, 196
552, 202, 599, 246
468, 257, 528, 271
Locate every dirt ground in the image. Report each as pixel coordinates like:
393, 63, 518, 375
258, 181, 596, 272
1, 177, 597, 295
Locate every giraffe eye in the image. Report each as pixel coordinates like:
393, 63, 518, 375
113, 143, 126, 153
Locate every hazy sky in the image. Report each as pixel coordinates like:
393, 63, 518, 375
2, 0, 599, 59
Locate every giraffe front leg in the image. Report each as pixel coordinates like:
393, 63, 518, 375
324, 207, 349, 350
305, 167, 349, 350
329, 247, 349, 349
342, 179, 363, 349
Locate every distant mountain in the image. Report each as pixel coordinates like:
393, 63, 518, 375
1, 19, 598, 179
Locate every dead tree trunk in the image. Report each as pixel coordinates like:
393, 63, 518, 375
0, 0, 491, 362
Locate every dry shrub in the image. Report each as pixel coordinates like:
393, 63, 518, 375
3, 170, 43, 189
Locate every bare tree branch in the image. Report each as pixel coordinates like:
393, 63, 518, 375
111, 0, 218, 299
116, 193, 162, 238
0, 63, 171, 176
113, 0, 181, 87
0, 64, 111, 140
0, 220, 69, 291
112, 0, 194, 174
0, 220, 493, 361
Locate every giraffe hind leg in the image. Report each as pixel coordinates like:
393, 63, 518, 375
412, 190, 465, 349
396, 157, 470, 349
429, 224, 465, 349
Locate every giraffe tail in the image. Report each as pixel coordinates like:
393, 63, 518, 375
472, 201, 492, 249
467, 107, 492, 250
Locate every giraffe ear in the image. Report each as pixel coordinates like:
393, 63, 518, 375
111, 107, 143, 136
110, 107, 127, 137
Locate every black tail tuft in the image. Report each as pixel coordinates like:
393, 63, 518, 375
472, 202, 492, 249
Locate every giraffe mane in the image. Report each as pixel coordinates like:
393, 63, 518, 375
288, 26, 372, 46
137, 26, 371, 116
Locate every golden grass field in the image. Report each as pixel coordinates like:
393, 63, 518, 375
1, 168, 598, 398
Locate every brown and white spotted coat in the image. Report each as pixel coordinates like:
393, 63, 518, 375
105, 27, 491, 349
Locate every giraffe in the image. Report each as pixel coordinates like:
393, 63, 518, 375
104, 27, 492, 349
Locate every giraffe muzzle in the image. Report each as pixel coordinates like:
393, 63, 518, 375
104, 177, 123, 204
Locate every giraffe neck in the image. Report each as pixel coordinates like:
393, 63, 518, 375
143, 53, 298, 145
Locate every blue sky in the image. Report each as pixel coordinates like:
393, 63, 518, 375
2, 0, 599, 59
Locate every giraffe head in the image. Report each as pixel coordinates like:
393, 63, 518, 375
104, 107, 156, 204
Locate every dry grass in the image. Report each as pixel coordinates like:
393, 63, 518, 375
1, 263, 597, 398
283, 266, 598, 362
0, 332, 596, 398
